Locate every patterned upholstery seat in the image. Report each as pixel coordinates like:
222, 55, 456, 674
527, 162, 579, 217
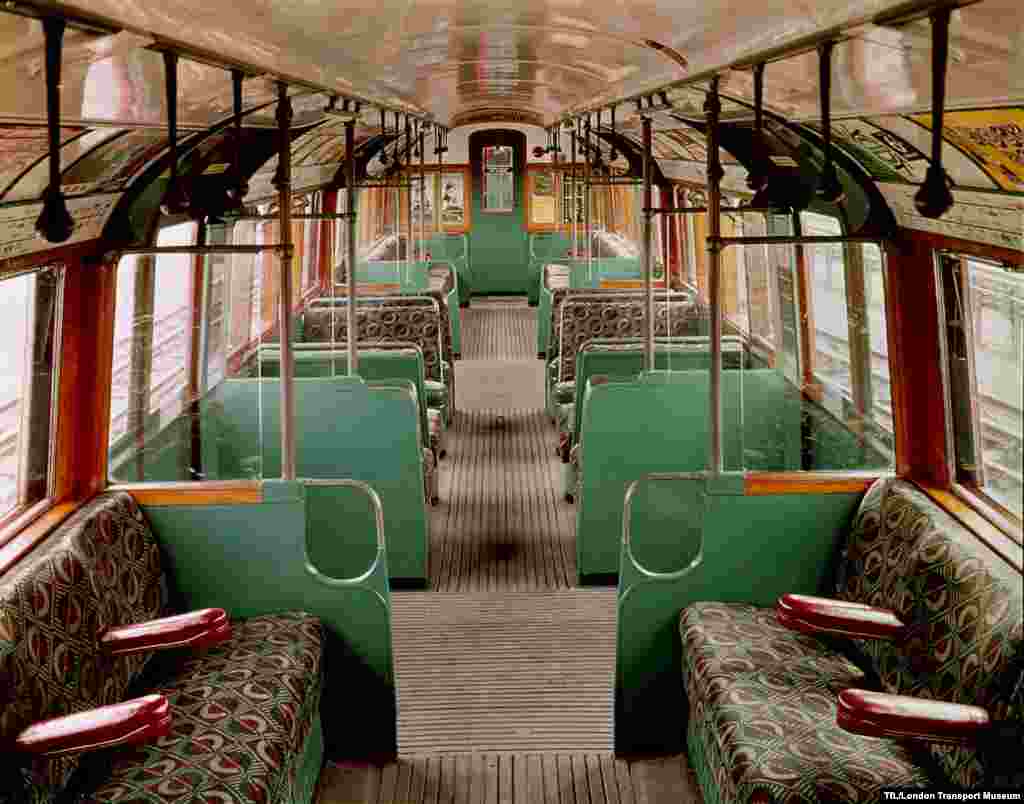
302, 298, 455, 421
679, 478, 1024, 803
0, 493, 325, 804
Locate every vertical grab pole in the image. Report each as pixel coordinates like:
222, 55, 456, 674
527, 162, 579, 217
584, 115, 593, 282
705, 76, 724, 476
274, 81, 296, 480
404, 116, 413, 278
345, 116, 359, 376
570, 122, 578, 259
419, 122, 426, 264
642, 115, 654, 372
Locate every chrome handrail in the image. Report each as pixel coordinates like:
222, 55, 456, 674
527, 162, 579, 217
300, 478, 386, 588
622, 472, 706, 582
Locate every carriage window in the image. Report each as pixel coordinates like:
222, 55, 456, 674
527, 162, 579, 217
562, 175, 584, 225
0, 266, 61, 526
800, 212, 894, 467
713, 211, 893, 472
482, 145, 515, 212
942, 254, 1023, 521
108, 220, 279, 483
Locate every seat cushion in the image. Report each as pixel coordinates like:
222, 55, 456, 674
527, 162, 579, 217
680, 601, 933, 804
79, 612, 324, 804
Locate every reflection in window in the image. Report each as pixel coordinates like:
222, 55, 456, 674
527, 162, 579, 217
0, 266, 61, 524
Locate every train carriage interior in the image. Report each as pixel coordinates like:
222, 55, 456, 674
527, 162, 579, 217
1, 0, 1022, 802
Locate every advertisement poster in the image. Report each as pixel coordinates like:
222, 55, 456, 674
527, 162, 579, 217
441, 171, 465, 227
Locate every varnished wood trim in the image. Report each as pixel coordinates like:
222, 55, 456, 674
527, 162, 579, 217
319, 189, 338, 293
885, 231, 951, 487
904, 229, 1024, 267
914, 483, 1023, 571
110, 481, 263, 507
0, 501, 80, 576
744, 472, 880, 496
54, 258, 117, 501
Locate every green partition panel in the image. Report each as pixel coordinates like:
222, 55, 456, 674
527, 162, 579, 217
575, 370, 802, 582
536, 275, 563, 357
614, 474, 866, 754
258, 347, 430, 449
351, 260, 431, 293
428, 234, 470, 306
215, 377, 429, 584
569, 340, 747, 443
141, 479, 396, 758
528, 232, 571, 305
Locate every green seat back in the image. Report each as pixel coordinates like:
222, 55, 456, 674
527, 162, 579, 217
258, 346, 429, 447
575, 369, 801, 580
212, 376, 429, 583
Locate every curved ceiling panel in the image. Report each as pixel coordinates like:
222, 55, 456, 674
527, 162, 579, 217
39, 0, 1019, 128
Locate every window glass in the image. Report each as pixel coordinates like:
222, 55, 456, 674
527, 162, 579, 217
0, 266, 61, 524
963, 258, 1023, 518
561, 174, 584, 225
108, 222, 279, 484
482, 145, 515, 212
716, 211, 893, 472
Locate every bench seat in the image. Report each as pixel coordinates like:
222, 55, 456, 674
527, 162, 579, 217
78, 612, 324, 804
0, 492, 326, 804
680, 602, 932, 803
678, 479, 1024, 801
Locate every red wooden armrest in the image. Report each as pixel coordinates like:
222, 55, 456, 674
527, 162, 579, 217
13, 695, 171, 757
776, 593, 906, 640
100, 608, 231, 655
837, 689, 990, 745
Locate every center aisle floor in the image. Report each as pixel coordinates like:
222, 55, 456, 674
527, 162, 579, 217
428, 298, 574, 590
319, 299, 703, 803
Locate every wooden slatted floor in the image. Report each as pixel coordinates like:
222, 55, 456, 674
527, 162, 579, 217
320, 754, 700, 804
428, 409, 575, 591
392, 591, 615, 755
319, 299, 703, 803
460, 298, 535, 360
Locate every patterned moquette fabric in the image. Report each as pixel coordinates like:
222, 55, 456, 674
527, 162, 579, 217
556, 296, 704, 382
0, 492, 164, 798
546, 289, 695, 360
835, 479, 1024, 788
78, 612, 325, 804
302, 300, 445, 381
680, 602, 933, 803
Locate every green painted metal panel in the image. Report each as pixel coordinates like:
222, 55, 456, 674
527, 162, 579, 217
258, 348, 430, 449
427, 234, 470, 308
614, 482, 864, 755
527, 232, 570, 305
569, 342, 747, 442
351, 260, 431, 293
576, 370, 802, 581
469, 179, 528, 296
214, 377, 429, 583
537, 280, 558, 357
140, 479, 396, 758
